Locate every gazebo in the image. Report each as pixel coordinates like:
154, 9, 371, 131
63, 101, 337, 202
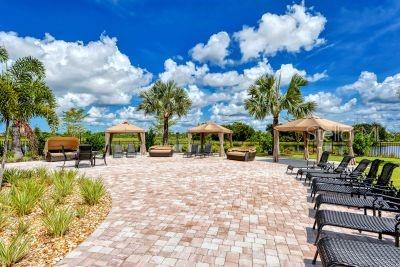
273, 116, 355, 163
105, 121, 146, 155
187, 122, 233, 157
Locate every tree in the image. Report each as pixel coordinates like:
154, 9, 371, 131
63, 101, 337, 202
138, 80, 192, 145
0, 47, 18, 186
223, 122, 255, 141
2, 52, 58, 159
62, 107, 87, 138
245, 74, 316, 162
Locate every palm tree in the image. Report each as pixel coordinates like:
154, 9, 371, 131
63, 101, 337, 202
245, 73, 316, 162
0, 47, 18, 185
1, 48, 58, 160
138, 80, 192, 145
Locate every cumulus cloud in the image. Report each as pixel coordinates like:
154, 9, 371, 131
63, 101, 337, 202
85, 106, 116, 126
0, 31, 153, 110
190, 31, 231, 66
233, 3, 326, 61
159, 58, 208, 87
338, 71, 400, 103
276, 64, 327, 85
305, 92, 357, 113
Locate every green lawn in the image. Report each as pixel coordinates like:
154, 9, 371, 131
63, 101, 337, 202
288, 154, 400, 189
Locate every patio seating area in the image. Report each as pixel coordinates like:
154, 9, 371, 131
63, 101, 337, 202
7, 155, 399, 266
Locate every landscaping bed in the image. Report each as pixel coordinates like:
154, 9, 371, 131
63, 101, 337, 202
0, 168, 111, 266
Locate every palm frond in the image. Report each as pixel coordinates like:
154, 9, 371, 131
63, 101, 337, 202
0, 46, 8, 63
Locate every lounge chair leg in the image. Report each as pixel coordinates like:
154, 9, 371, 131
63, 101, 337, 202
314, 228, 322, 244
312, 250, 319, 264
396, 236, 399, 247
378, 233, 382, 240
312, 192, 317, 202
313, 202, 318, 210
312, 220, 317, 230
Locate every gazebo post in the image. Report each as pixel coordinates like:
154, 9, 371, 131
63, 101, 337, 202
218, 132, 225, 157
316, 129, 324, 163
348, 130, 356, 164
187, 133, 192, 153
303, 131, 309, 160
139, 132, 146, 155
273, 129, 280, 162
200, 133, 205, 153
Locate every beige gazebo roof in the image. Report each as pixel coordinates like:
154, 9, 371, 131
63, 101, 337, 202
188, 122, 233, 134
105, 121, 145, 133
274, 116, 353, 132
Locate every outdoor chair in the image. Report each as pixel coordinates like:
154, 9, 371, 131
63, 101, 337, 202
313, 209, 400, 246
184, 144, 198, 158
94, 145, 108, 166
313, 237, 400, 266
314, 193, 400, 216
113, 144, 124, 158
310, 159, 371, 189
303, 155, 354, 184
289, 151, 330, 175
201, 143, 212, 157
310, 162, 399, 201
126, 143, 137, 158
75, 144, 93, 168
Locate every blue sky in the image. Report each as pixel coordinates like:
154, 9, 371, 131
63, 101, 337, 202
1, 0, 400, 132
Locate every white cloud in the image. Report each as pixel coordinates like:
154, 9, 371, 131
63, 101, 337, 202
0, 31, 153, 107
276, 64, 327, 85
56, 93, 97, 113
233, 3, 326, 61
338, 71, 400, 103
85, 106, 116, 126
305, 92, 357, 113
159, 58, 208, 87
190, 31, 231, 66
186, 85, 207, 108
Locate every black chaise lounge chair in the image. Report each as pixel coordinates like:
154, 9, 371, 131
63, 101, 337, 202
303, 155, 354, 184
113, 144, 124, 158
310, 159, 371, 189
311, 162, 398, 201
314, 193, 400, 216
94, 145, 108, 166
126, 143, 137, 158
75, 144, 93, 168
313, 237, 400, 266
313, 210, 400, 246
293, 151, 331, 177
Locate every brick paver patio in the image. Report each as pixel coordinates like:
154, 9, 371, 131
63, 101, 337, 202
9, 156, 396, 266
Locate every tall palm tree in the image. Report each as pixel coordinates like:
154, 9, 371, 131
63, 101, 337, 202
2, 48, 58, 159
0, 47, 18, 185
138, 80, 192, 145
245, 73, 316, 162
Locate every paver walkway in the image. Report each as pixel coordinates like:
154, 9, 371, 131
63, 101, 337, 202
9, 156, 394, 266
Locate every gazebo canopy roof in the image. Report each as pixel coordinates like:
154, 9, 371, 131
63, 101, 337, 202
188, 122, 233, 134
106, 121, 145, 133
274, 116, 353, 132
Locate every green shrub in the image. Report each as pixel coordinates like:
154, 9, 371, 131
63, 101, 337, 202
16, 220, 29, 236
53, 170, 76, 201
39, 201, 56, 216
145, 128, 156, 150
0, 235, 30, 266
42, 207, 74, 237
0, 212, 8, 230
10, 180, 45, 216
75, 206, 86, 219
79, 177, 106, 205
35, 167, 52, 185
85, 132, 106, 151
353, 132, 373, 156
